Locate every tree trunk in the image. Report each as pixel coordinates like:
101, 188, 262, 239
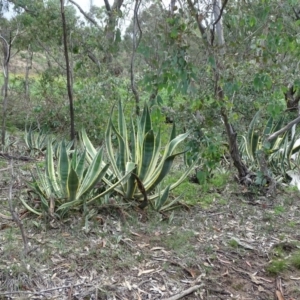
60, 0, 75, 142
25, 44, 33, 102
170, 0, 176, 15
0, 35, 10, 147
130, 0, 142, 116
284, 84, 300, 113
187, 0, 250, 182
221, 109, 249, 181
212, 0, 249, 181
103, 0, 124, 64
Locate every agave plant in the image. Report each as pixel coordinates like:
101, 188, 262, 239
241, 111, 286, 162
81, 101, 196, 210
22, 140, 134, 217
24, 126, 49, 154
1, 132, 17, 152
241, 111, 300, 177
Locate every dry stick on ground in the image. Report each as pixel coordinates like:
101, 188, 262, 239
162, 284, 203, 300
7, 159, 29, 255
0, 283, 90, 296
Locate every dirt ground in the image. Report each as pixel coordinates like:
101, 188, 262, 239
1, 155, 300, 300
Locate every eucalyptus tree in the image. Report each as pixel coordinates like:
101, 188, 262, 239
103, 0, 124, 62
183, 0, 300, 190
124, 1, 197, 104
0, 16, 21, 146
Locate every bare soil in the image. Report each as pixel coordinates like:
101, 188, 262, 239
9, 51, 45, 76
1, 156, 300, 300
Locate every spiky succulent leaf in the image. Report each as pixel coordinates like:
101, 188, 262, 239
47, 140, 63, 198
68, 167, 79, 202
154, 185, 171, 211
24, 140, 117, 217
81, 101, 194, 207
139, 130, 155, 181
247, 110, 260, 160
263, 117, 273, 136
58, 141, 69, 196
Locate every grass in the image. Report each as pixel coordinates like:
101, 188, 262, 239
162, 230, 196, 252
228, 239, 239, 249
290, 251, 300, 269
266, 260, 289, 275
288, 221, 297, 228
274, 205, 285, 215
164, 171, 202, 205
209, 171, 230, 189
266, 242, 300, 276
164, 169, 229, 207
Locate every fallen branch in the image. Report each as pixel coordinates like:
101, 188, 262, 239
0, 212, 13, 220
0, 283, 89, 296
162, 284, 203, 300
0, 152, 35, 161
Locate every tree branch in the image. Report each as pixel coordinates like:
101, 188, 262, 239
103, 0, 111, 12
186, 0, 209, 50
111, 0, 124, 11
36, 37, 65, 69
69, 0, 101, 28
212, 0, 229, 26
293, 7, 300, 20
267, 115, 300, 142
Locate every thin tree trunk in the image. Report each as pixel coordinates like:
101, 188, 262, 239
130, 0, 142, 116
170, 0, 176, 15
213, 0, 249, 180
60, 0, 75, 142
25, 44, 33, 102
103, 0, 124, 64
0, 35, 10, 147
187, 0, 249, 181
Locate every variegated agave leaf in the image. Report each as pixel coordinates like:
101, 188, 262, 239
81, 101, 197, 210
22, 140, 129, 217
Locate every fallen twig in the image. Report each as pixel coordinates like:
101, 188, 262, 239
162, 284, 203, 300
0, 283, 89, 296
0, 152, 35, 161
152, 257, 197, 278
275, 277, 285, 300
0, 212, 13, 220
